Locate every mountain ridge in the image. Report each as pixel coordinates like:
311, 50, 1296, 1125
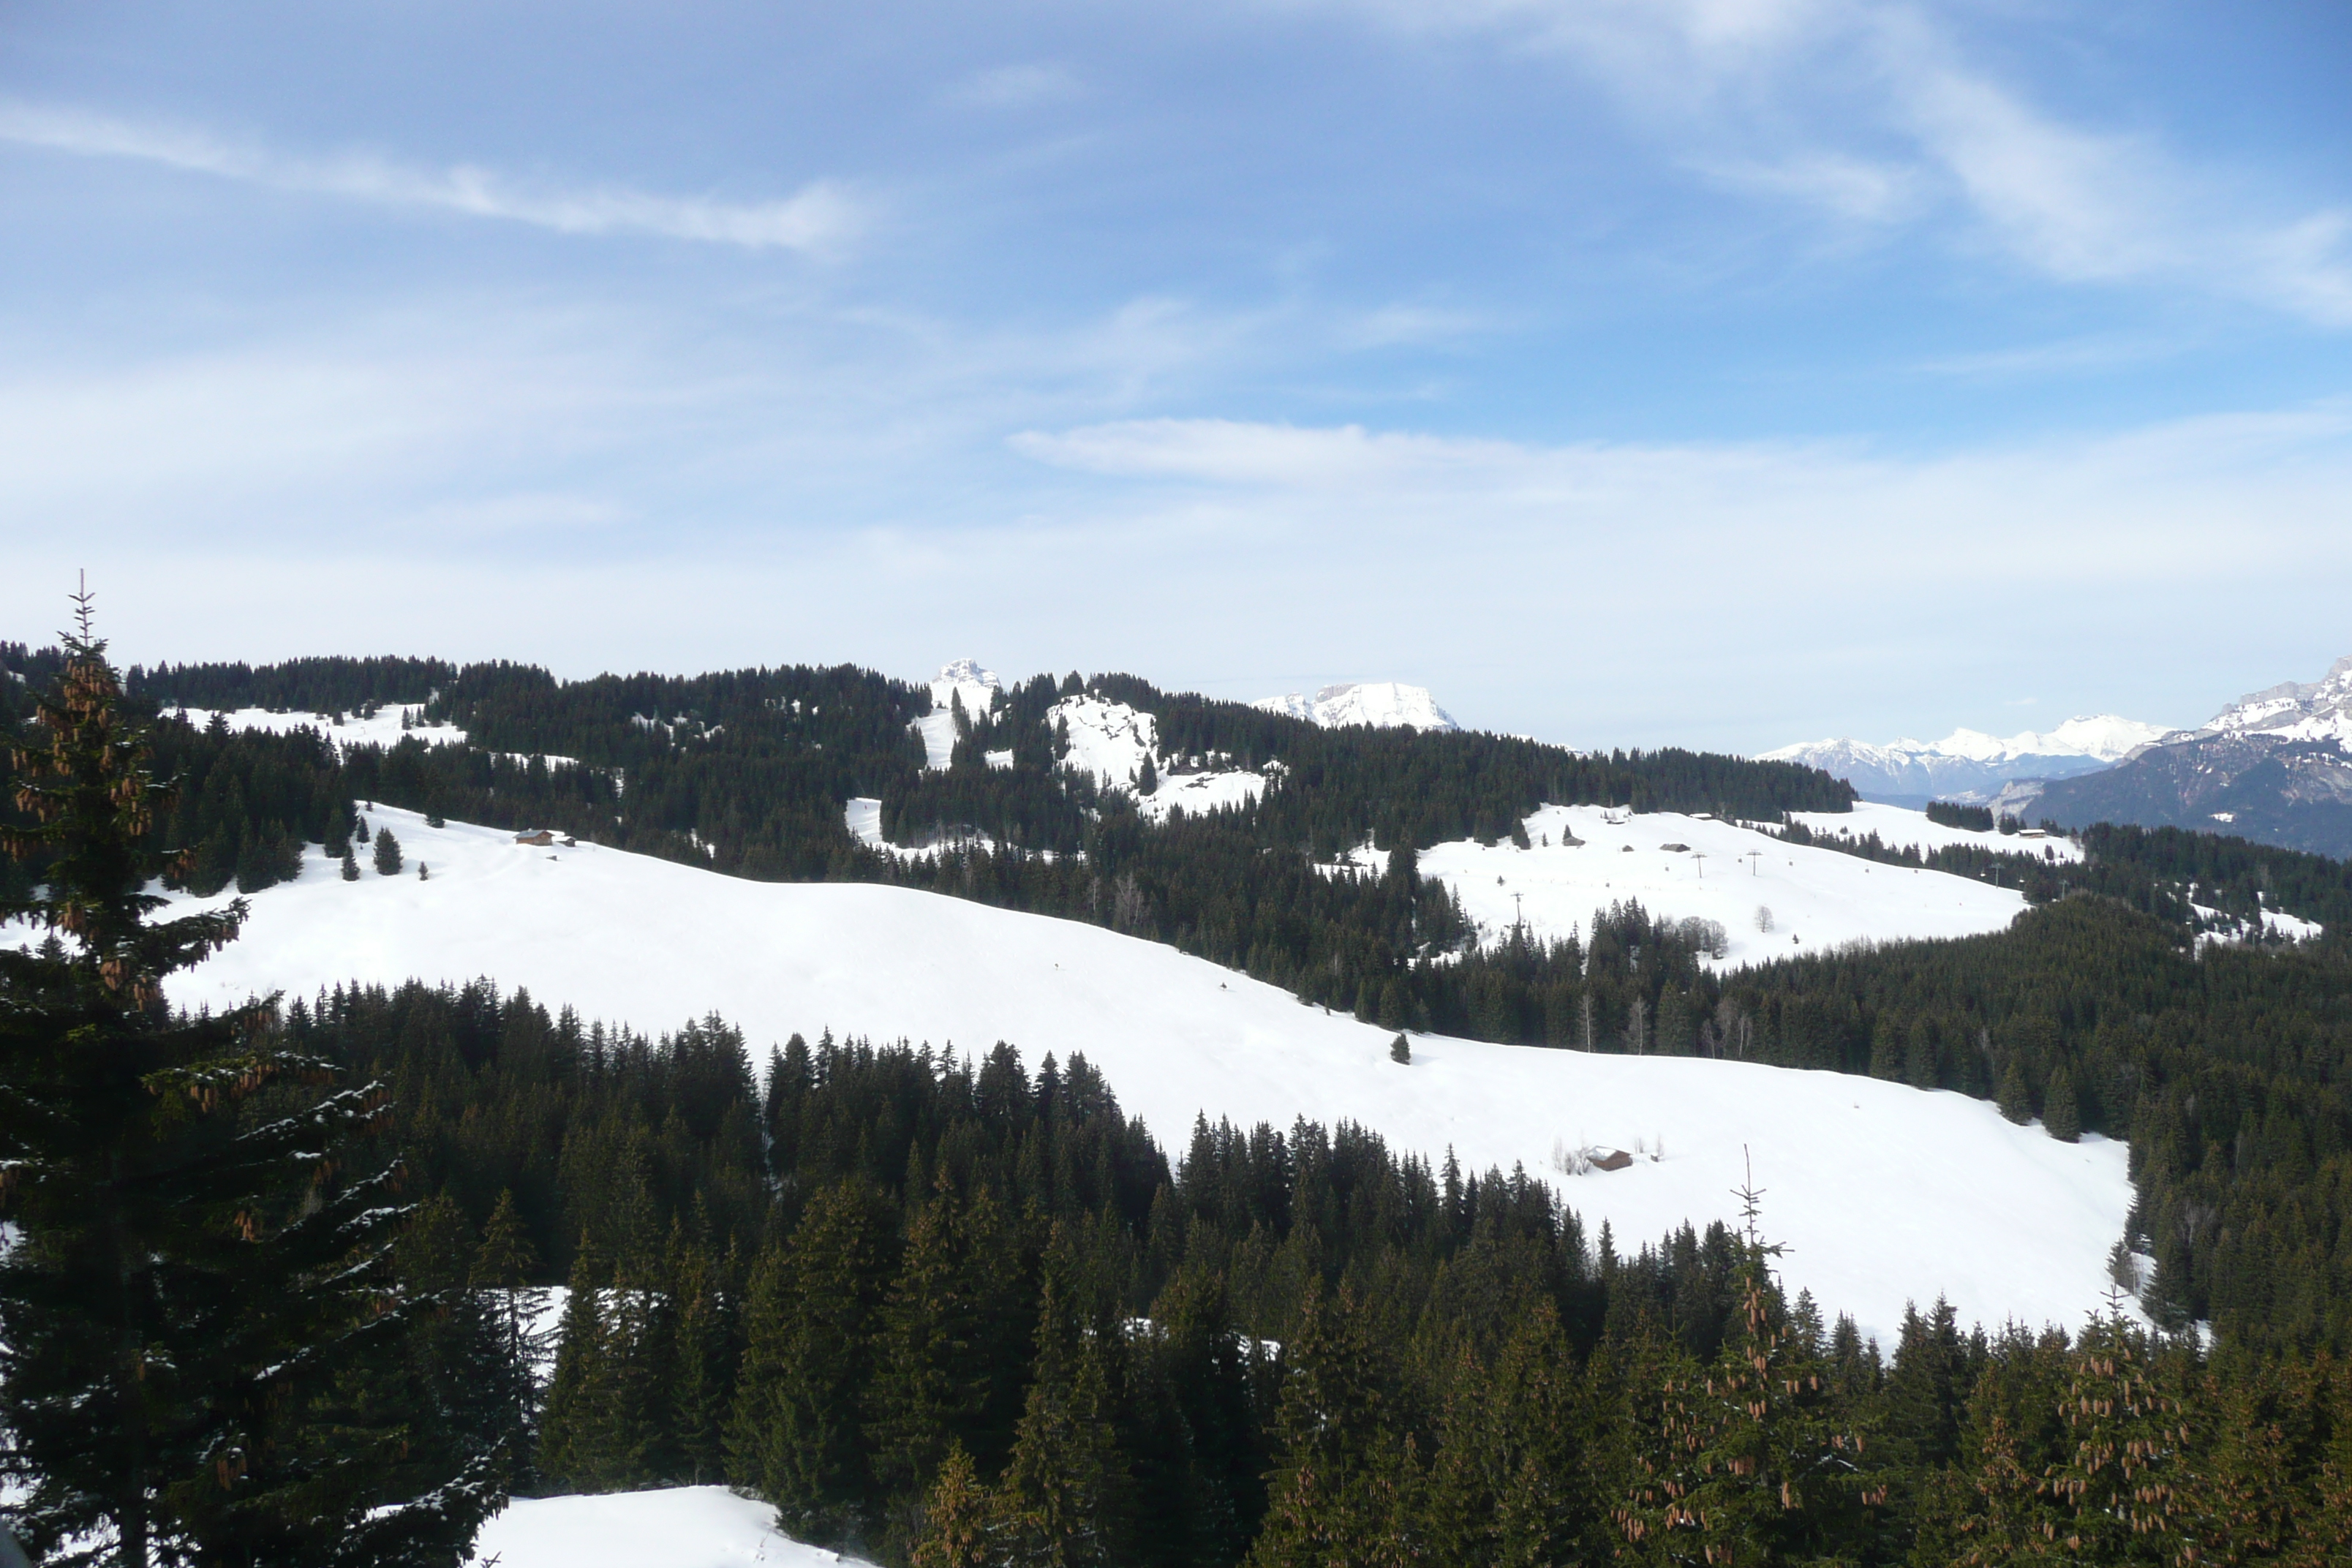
1761, 714, 2167, 802
2032, 653, 2352, 856
1253, 679, 1458, 731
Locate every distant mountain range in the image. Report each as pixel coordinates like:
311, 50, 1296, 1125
2032, 656, 2352, 858
1772, 655, 2352, 859
1761, 715, 2167, 804
1254, 681, 1458, 731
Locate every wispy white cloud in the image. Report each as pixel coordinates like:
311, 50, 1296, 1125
947, 62, 1086, 110
1912, 333, 2185, 381
1293, 0, 2352, 326
1338, 301, 1497, 349
0, 101, 866, 254
1693, 151, 1922, 225
8, 291, 2348, 746
1011, 406, 2352, 590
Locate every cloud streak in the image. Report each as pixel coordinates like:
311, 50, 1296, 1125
0, 102, 865, 254
1302, 0, 2352, 325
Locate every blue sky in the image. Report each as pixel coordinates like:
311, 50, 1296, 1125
4, 0, 2349, 749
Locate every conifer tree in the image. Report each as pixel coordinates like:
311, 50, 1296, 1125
2042, 1308, 2192, 1561
374, 825, 403, 875
471, 1190, 546, 1482
1997, 1058, 2035, 1126
666, 1233, 736, 1486
911, 1444, 993, 1568
2043, 1066, 2081, 1143
988, 1241, 1124, 1568
731, 1178, 895, 1541
866, 1175, 1026, 1493
0, 596, 500, 1567
1246, 1282, 1413, 1568
536, 1235, 614, 1489
1948, 1412, 2068, 1566
1425, 1299, 1594, 1567
341, 843, 361, 881
2187, 1361, 2303, 1564
1610, 1169, 1878, 1565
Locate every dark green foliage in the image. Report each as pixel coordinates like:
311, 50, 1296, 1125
127, 655, 455, 715
2043, 1064, 2081, 1142
731, 1179, 898, 1542
1246, 1282, 1411, 1568
0, 616, 499, 1567
374, 826, 403, 875
203, 966, 2352, 1565
1996, 1056, 2035, 1124
1390, 1033, 1411, 1064
1927, 800, 1996, 832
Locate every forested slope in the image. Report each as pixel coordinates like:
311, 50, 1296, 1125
306, 983, 2352, 1567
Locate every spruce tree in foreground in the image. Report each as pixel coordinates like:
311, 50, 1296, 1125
0, 596, 502, 1567
374, 825, 404, 876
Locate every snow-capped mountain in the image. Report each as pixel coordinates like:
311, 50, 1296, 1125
2190, 654, 2352, 747
2033, 655, 2352, 856
1763, 715, 2167, 802
1255, 680, 1458, 731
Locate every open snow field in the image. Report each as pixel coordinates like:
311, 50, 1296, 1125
1787, 801, 2084, 864
197, 706, 464, 751
144, 804, 2133, 1349
1354, 804, 2049, 967
466, 1485, 867, 1568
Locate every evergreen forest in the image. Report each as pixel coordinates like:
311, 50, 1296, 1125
15, 639, 2352, 1562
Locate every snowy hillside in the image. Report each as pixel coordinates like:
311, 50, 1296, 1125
1785, 800, 2084, 864
1341, 802, 2062, 967
467, 1486, 866, 1568
1764, 715, 2167, 802
154, 806, 2132, 1349
915, 658, 1000, 770
1051, 693, 1156, 788
195, 704, 465, 752
1254, 681, 1458, 731
1050, 693, 1270, 821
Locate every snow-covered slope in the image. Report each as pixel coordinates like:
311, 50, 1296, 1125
1052, 694, 1156, 789
1050, 693, 1269, 821
1785, 801, 2084, 864
195, 705, 466, 752
1763, 715, 2167, 802
1255, 681, 1457, 731
467, 1486, 864, 1568
914, 659, 1000, 770
151, 806, 2131, 1347
1346, 803, 2061, 968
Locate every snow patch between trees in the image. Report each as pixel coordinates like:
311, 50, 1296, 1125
1335, 804, 2048, 968
466, 1485, 869, 1567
